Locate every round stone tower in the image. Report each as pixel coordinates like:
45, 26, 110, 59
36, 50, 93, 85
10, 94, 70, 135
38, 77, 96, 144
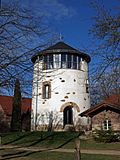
31, 42, 91, 131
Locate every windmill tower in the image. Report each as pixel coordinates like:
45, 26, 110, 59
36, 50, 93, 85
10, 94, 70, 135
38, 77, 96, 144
31, 42, 91, 131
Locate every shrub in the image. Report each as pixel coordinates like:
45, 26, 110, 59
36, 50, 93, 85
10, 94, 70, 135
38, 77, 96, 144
0, 121, 10, 133
93, 130, 120, 143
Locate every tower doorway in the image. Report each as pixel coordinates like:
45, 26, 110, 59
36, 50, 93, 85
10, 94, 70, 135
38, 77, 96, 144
63, 106, 73, 126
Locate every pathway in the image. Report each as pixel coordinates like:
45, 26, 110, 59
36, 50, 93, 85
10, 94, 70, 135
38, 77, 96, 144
0, 145, 120, 156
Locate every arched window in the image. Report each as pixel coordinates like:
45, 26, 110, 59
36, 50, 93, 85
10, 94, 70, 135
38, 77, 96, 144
42, 82, 51, 99
63, 106, 73, 126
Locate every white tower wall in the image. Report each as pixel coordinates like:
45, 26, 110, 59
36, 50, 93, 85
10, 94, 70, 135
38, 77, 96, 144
32, 59, 90, 130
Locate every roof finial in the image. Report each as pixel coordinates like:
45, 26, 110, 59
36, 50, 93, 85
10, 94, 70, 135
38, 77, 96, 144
59, 33, 64, 41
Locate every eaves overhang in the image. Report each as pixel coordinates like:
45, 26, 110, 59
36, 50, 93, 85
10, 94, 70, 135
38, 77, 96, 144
31, 42, 91, 63
79, 103, 120, 118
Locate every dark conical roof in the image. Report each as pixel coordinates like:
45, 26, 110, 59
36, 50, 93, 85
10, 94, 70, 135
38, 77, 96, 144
31, 41, 91, 63
45, 42, 77, 51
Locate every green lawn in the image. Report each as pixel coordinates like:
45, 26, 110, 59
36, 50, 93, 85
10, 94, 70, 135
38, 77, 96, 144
0, 132, 120, 160
80, 139, 120, 150
1, 131, 120, 150
1, 131, 80, 148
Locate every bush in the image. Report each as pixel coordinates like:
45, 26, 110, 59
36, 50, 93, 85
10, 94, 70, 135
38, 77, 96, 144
0, 121, 10, 133
93, 130, 120, 143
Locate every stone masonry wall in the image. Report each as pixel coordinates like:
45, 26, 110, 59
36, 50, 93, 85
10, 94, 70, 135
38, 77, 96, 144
92, 110, 120, 131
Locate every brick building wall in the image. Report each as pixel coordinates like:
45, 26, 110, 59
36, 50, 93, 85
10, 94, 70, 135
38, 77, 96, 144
92, 110, 120, 131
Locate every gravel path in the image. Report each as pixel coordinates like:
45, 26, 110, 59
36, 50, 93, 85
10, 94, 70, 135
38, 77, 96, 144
1, 145, 120, 156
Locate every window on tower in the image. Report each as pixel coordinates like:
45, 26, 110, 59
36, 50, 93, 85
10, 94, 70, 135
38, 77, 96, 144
72, 55, 77, 69
86, 79, 89, 93
54, 54, 61, 68
61, 53, 67, 68
42, 56, 47, 70
48, 54, 53, 69
42, 82, 51, 99
42, 54, 86, 70
67, 54, 71, 68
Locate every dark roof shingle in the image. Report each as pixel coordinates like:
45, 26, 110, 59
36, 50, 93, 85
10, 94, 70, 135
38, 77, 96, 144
31, 41, 91, 63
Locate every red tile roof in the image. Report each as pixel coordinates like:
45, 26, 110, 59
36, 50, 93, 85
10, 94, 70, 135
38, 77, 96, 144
0, 95, 31, 116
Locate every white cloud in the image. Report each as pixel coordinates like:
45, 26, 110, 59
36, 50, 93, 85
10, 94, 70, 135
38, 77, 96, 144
3, 0, 76, 22
27, 0, 76, 20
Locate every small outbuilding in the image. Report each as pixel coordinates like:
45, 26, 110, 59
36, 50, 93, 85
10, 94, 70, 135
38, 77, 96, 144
80, 94, 120, 131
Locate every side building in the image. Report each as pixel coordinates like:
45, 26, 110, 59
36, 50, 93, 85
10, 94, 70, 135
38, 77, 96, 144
0, 95, 31, 132
31, 42, 91, 131
80, 94, 120, 131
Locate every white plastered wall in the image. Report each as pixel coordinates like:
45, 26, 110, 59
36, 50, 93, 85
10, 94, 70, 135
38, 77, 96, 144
31, 59, 90, 130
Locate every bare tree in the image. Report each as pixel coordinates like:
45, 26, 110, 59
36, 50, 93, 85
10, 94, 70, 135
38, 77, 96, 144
90, 66, 120, 105
89, 0, 120, 76
0, 1, 49, 95
34, 111, 63, 131
89, 1, 120, 104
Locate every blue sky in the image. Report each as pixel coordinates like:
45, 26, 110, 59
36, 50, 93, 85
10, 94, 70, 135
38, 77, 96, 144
18, 0, 119, 51
2, 0, 119, 96
24, 0, 95, 49
3, 0, 119, 72
3, 0, 119, 52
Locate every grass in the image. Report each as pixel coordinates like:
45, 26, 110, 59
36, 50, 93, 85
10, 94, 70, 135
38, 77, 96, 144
0, 132, 120, 160
80, 139, 120, 150
1, 131, 80, 148
1, 131, 120, 150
